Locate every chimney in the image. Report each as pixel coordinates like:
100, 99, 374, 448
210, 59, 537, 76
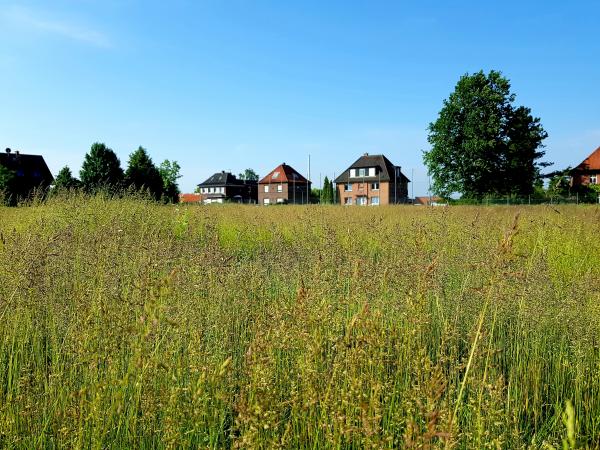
363, 152, 369, 156
15, 150, 20, 155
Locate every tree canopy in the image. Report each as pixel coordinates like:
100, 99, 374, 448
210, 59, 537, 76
159, 160, 182, 203
125, 147, 163, 200
53, 166, 81, 191
320, 176, 334, 204
424, 70, 549, 199
80, 143, 124, 192
238, 168, 259, 182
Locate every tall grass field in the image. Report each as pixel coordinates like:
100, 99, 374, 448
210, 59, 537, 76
1, 196, 599, 448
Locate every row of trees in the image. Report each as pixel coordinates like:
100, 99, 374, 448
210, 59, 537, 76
54, 143, 181, 203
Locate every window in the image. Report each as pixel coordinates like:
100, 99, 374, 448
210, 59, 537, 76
591, 174, 598, 184
264, 185, 269, 193
350, 169, 356, 178
263, 198, 270, 205
356, 196, 367, 206
276, 198, 285, 204
368, 167, 376, 177
273, 171, 280, 179
277, 184, 283, 192
357, 168, 367, 177
344, 197, 353, 205
371, 196, 380, 206
345, 183, 352, 192
371, 182, 379, 190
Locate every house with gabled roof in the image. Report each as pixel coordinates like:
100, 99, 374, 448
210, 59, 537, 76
258, 163, 311, 205
570, 146, 600, 188
0, 148, 54, 198
334, 153, 409, 205
197, 171, 257, 204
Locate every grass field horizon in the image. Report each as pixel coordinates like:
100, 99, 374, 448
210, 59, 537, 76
1, 196, 599, 448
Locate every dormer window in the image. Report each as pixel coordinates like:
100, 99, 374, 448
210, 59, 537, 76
272, 171, 280, 179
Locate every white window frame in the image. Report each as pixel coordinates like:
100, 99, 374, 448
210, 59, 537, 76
277, 184, 283, 192
264, 185, 269, 193
371, 196, 380, 206
263, 198, 270, 205
368, 167, 376, 177
590, 174, 598, 184
350, 169, 357, 178
345, 183, 352, 192
356, 196, 367, 206
357, 168, 367, 177
344, 197, 353, 205
371, 182, 379, 191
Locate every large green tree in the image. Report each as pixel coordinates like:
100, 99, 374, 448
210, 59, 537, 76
53, 166, 81, 191
158, 160, 182, 203
80, 143, 124, 192
424, 70, 549, 198
125, 147, 163, 200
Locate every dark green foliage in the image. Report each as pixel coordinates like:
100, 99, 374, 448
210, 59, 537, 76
53, 166, 81, 191
0, 164, 17, 204
80, 143, 124, 192
238, 168, 259, 182
158, 160, 182, 203
125, 147, 163, 200
424, 70, 549, 199
320, 176, 334, 204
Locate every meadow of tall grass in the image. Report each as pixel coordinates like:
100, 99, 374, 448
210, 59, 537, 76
0, 195, 599, 448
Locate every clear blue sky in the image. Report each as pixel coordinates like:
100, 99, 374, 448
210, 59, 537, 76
1, 1, 599, 195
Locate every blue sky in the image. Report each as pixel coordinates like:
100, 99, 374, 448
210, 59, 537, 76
1, 0, 599, 195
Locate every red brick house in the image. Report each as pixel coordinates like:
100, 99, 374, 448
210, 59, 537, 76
258, 163, 311, 205
570, 146, 600, 187
334, 153, 409, 206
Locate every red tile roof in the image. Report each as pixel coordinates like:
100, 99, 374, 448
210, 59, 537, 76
574, 146, 600, 171
414, 196, 444, 205
179, 193, 202, 203
259, 163, 309, 184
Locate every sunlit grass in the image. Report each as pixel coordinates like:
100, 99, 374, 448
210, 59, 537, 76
0, 195, 599, 448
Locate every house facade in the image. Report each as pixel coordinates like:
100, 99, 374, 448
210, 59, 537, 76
570, 146, 600, 188
258, 163, 311, 205
0, 148, 54, 197
334, 153, 409, 206
197, 171, 257, 204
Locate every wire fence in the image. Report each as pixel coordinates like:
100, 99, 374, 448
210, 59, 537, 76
448, 195, 600, 206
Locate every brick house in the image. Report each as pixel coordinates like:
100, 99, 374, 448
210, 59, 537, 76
570, 146, 600, 188
197, 171, 257, 204
258, 163, 311, 205
334, 153, 409, 205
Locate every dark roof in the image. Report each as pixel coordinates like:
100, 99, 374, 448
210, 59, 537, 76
259, 163, 310, 184
334, 154, 410, 183
198, 171, 250, 187
0, 150, 54, 185
571, 146, 600, 173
